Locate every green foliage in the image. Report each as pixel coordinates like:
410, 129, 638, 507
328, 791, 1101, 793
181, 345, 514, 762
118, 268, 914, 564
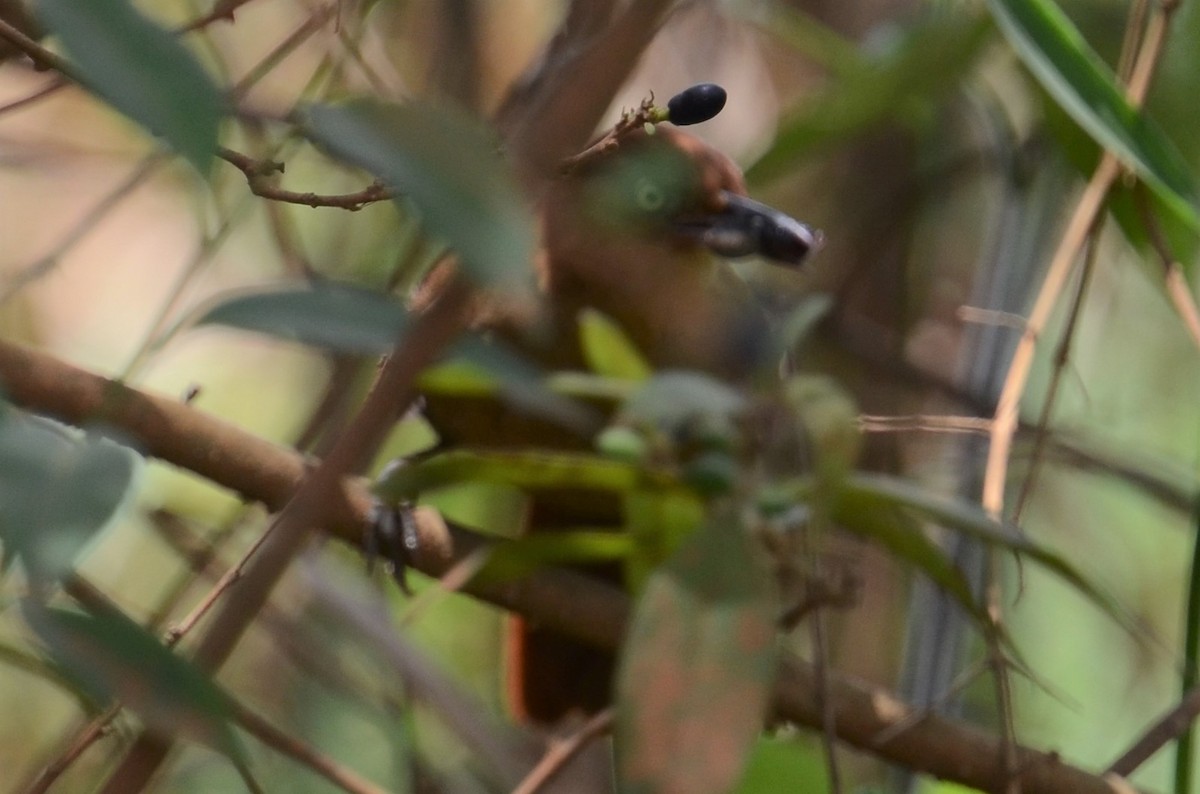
196, 282, 410, 354
0, 410, 138, 585
303, 100, 536, 290
24, 602, 244, 761
578, 308, 653, 382
987, 0, 1200, 261
36, 0, 224, 174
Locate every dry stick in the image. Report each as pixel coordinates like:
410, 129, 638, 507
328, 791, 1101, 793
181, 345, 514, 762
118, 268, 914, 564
1135, 188, 1200, 351
302, 565, 536, 789
176, 0, 264, 33
55, 576, 390, 794
859, 413, 993, 435
1106, 686, 1200, 777
511, 708, 616, 794
984, 0, 1181, 518
232, 701, 391, 794
0, 338, 1143, 794
217, 147, 392, 209
810, 598, 843, 794
95, 279, 474, 794
978, 2, 1180, 790
0, 17, 67, 72
1013, 235, 1101, 520
21, 506, 259, 794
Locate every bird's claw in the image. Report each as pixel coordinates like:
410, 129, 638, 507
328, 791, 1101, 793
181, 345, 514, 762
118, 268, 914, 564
365, 500, 421, 595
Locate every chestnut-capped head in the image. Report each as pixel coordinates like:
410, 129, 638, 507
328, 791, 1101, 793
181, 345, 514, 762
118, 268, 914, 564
537, 125, 820, 377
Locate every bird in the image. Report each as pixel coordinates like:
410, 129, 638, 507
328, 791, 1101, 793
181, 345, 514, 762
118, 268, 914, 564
413, 86, 821, 723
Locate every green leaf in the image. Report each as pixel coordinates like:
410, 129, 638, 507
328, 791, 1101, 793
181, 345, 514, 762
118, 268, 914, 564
829, 481, 985, 626
986, 0, 1200, 241
623, 487, 705, 590
36, 0, 224, 174
374, 449, 662, 503
578, 309, 653, 381
24, 602, 244, 760
0, 413, 138, 584
616, 507, 777, 794
619, 371, 745, 441
842, 472, 1139, 636
736, 736, 829, 793
475, 531, 634, 583
196, 283, 408, 354
303, 100, 536, 289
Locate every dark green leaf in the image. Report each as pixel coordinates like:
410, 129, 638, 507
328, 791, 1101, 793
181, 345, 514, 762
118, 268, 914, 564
374, 449, 660, 503
24, 602, 243, 759
0, 413, 138, 584
37, 0, 224, 174
303, 100, 536, 289
843, 472, 1139, 636
830, 480, 985, 625
616, 507, 777, 794
196, 283, 408, 354
986, 0, 1200, 241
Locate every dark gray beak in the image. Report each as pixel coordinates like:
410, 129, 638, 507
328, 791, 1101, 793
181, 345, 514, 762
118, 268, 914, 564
676, 190, 823, 267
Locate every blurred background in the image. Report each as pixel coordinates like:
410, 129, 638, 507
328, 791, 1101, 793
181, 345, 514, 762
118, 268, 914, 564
2, 0, 1200, 791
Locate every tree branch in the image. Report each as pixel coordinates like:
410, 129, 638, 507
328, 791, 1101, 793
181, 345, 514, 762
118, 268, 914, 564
0, 337, 1142, 793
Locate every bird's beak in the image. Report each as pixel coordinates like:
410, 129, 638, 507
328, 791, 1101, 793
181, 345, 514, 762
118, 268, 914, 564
674, 190, 823, 267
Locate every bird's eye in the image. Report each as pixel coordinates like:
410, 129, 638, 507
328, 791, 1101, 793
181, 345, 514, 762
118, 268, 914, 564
636, 179, 665, 212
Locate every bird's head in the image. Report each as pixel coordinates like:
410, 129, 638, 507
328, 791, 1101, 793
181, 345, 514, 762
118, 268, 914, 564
535, 119, 821, 377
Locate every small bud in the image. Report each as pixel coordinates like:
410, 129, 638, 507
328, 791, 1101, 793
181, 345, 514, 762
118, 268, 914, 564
666, 83, 727, 126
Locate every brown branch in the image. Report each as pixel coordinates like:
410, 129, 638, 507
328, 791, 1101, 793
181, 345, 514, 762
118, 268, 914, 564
217, 147, 393, 210
96, 277, 477, 793
0, 16, 67, 72
176, 0, 266, 33
1106, 685, 1200, 777
0, 336, 1145, 793
512, 708, 615, 794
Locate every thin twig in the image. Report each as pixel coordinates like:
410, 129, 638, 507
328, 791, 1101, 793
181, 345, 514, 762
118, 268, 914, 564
95, 278, 475, 794
1134, 186, 1200, 350
232, 701, 391, 794
217, 147, 393, 209
177, 0, 268, 33
859, 413, 993, 435
979, 5, 1181, 789
1106, 685, 1200, 777
0, 78, 66, 116
1013, 234, 1100, 520
0, 17, 69, 72
511, 708, 616, 794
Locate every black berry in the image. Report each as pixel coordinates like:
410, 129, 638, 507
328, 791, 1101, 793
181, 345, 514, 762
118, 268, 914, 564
666, 83, 727, 126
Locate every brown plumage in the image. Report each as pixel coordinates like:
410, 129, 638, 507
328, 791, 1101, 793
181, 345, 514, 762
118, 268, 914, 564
418, 122, 819, 722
